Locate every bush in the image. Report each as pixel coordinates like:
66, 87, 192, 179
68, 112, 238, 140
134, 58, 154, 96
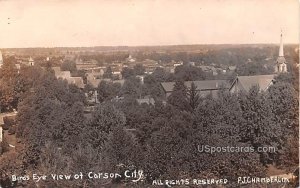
3, 115, 16, 130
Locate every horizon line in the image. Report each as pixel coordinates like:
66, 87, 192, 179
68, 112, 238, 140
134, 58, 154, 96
0, 42, 298, 49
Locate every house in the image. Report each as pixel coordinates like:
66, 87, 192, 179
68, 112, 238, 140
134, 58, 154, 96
164, 66, 175, 73
55, 70, 71, 79
228, 66, 237, 72
86, 67, 105, 75
126, 55, 136, 63
86, 90, 99, 104
142, 59, 160, 74
229, 74, 275, 93
136, 75, 145, 84
161, 80, 230, 98
15, 56, 35, 66
210, 67, 218, 76
173, 61, 183, 67
52, 67, 84, 89
76, 62, 99, 70
66, 77, 85, 89
187, 62, 196, 66
142, 59, 159, 67
15, 64, 21, 70
64, 54, 76, 61
136, 96, 155, 105
86, 73, 101, 88
28, 57, 34, 66
145, 67, 156, 74
198, 65, 216, 73
112, 71, 122, 80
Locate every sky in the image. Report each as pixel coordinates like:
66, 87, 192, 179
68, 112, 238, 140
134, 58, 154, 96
0, 0, 298, 48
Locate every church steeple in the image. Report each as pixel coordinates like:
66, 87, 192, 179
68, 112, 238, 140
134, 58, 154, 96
279, 31, 284, 57
275, 31, 287, 73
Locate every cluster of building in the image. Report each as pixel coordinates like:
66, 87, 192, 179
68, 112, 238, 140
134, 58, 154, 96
15, 56, 35, 67
52, 67, 85, 89
161, 74, 276, 99
0, 51, 34, 70
0, 33, 292, 153
70, 55, 237, 91
0, 33, 289, 106
198, 64, 236, 76
160, 33, 288, 98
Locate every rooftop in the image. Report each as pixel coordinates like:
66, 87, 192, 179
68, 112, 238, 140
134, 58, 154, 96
161, 80, 230, 93
230, 74, 275, 92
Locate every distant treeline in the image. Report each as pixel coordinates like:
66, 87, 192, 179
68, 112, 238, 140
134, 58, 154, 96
2, 44, 298, 64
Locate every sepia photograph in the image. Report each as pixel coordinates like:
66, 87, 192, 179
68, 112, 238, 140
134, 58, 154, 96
0, 0, 299, 187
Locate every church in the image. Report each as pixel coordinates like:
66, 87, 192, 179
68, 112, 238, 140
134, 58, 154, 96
161, 33, 289, 97
229, 32, 288, 93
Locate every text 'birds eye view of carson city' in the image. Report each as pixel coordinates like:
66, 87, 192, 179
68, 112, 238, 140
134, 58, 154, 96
0, 0, 299, 188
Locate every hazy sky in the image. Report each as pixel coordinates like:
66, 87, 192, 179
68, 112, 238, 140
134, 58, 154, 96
0, 0, 298, 48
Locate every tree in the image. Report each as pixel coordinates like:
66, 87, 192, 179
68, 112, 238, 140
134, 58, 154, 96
267, 82, 299, 169
277, 135, 299, 171
238, 86, 282, 164
120, 76, 142, 98
174, 65, 205, 81
143, 75, 164, 99
101, 125, 141, 173
85, 103, 126, 150
144, 111, 194, 180
0, 80, 18, 112
59, 102, 86, 150
103, 66, 113, 79
121, 67, 135, 79
152, 67, 168, 82
0, 56, 18, 80
189, 128, 265, 184
188, 82, 200, 111
60, 60, 76, 73
97, 81, 121, 102
274, 72, 299, 92
16, 65, 44, 94
274, 73, 295, 84
167, 80, 191, 111
268, 82, 298, 132
37, 142, 104, 188
0, 58, 19, 112
193, 91, 265, 184
236, 61, 273, 76
16, 69, 87, 170
133, 64, 145, 75
67, 84, 86, 105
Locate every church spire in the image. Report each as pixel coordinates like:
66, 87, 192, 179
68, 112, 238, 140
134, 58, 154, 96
279, 31, 284, 57
275, 30, 287, 73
